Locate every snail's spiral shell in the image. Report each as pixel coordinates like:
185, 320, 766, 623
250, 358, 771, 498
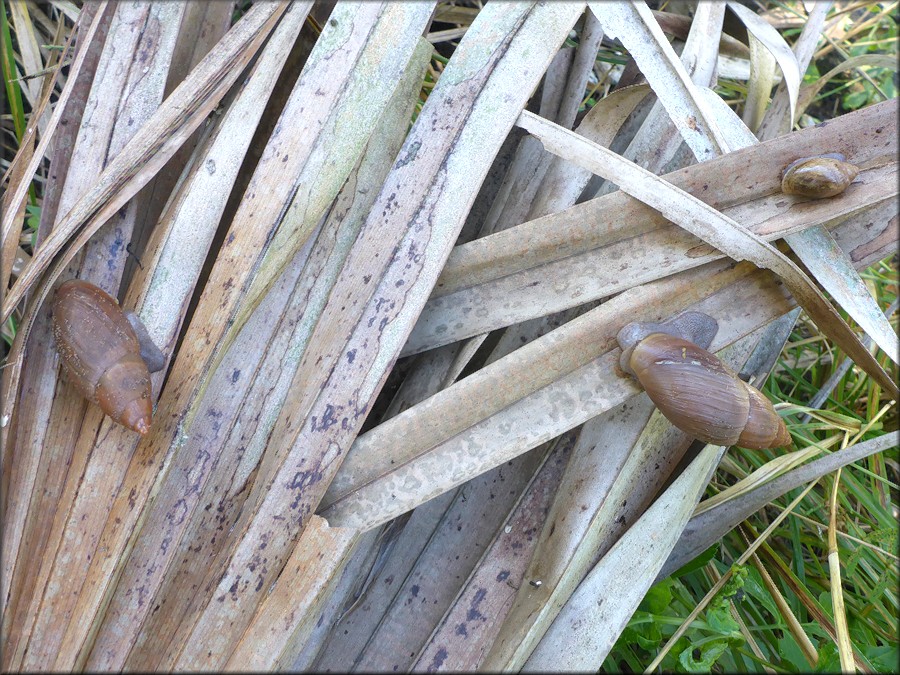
624, 333, 790, 450
781, 153, 859, 199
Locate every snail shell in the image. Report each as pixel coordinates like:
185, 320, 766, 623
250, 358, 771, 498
52, 280, 156, 435
618, 313, 790, 450
781, 153, 859, 199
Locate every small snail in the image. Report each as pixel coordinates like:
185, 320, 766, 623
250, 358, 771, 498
52, 280, 165, 435
617, 312, 791, 450
781, 153, 859, 199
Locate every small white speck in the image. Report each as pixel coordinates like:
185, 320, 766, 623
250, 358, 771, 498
504, 525, 512, 534
1, 414, 9, 427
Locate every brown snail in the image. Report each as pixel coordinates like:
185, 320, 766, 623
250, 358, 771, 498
617, 312, 791, 450
781, 153, 859, 199
52, 279, 165, 435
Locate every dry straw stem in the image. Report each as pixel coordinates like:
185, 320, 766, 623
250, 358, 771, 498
743, 32, 778, 133
756, 538, 872, 672
694, 443, 831, 515
7, 1, 42, 105
661, 431, 900, 582
0, 4, 75, 286
749, 550, 819, 668
828, 467, 856, 672
798, 54, 897, 118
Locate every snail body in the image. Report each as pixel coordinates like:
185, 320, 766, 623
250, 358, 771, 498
52, 280, 162, 435
781, 153, 858, 199
618, 312, 790, 450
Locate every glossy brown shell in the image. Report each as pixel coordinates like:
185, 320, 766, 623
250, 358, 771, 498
781, 154, 859, 199
52, 280, 153, 435
626, 333, 790, 450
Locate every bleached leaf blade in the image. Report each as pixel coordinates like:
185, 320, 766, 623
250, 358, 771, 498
225, 517, 360, 671
479, 329, 772, 671
411, 435, 576, 671
588, 0, 727, 160
329, 447, 549, 672
85, 12, 430, 671
406, 160, 894, 355
743, 33, 778, 132
480, 400, 671, 670
788, 226, 899, 365
397, 102, 899, 363
528, 83, 650, 218
322, 261, 798, 531
661, 432, 899, 581
757, 1, 831, 138
522, 445, 726, 671
0, 2, 287, 445
727, 0, 801, 124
